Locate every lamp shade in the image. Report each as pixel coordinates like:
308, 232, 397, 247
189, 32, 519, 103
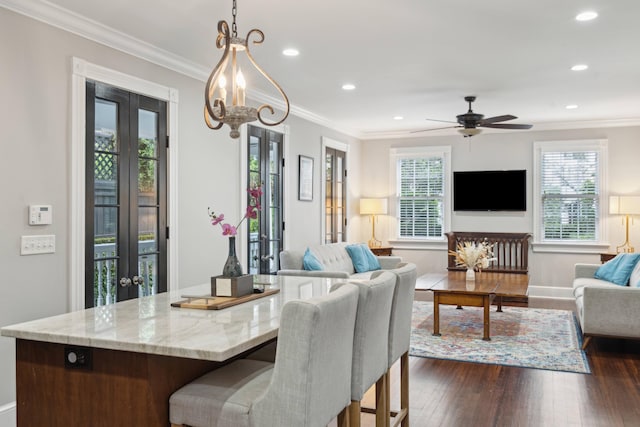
610, 196, 640, 215
360, 198, 388, 215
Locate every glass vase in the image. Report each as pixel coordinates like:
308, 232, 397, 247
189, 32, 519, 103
465, 267, 475, 282
222, 236, 243, 277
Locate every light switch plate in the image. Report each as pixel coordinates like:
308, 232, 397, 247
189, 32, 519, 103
21, 235, 56, 255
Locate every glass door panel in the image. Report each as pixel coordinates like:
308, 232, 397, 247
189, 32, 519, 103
85, 81, 167, 308
247, 125, 283, 274
324, 148, 347, 243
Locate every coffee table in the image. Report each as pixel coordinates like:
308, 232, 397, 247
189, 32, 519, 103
429, 271, 529, 341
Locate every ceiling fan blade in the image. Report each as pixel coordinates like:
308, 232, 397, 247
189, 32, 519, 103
410, 125, 460, 133
481, 123, 533, 130
424, 118, 458, 124
480, 115, 517, 125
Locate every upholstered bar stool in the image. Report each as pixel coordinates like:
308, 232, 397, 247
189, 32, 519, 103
333, 271, 397, 427
169, 283, 360, 427
381, 263, 417, 427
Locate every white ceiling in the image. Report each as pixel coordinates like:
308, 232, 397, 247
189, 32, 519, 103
7, 0, 640, 138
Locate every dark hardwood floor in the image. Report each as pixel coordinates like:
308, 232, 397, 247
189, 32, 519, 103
340, 297, 640, 427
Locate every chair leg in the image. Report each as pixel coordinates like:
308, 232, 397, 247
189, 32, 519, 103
375, 374, 387, 427
400, 351, 409, 427
338, 406, 350, 427
349, 400, 361, 427
581, 335, 592, 351
385, 370, 391, 427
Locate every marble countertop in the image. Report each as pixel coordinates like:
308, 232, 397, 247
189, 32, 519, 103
1, 275, 342, 361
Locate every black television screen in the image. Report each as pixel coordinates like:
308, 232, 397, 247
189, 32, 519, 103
453, 170, 526, 211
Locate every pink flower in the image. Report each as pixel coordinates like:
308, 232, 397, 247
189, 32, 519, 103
221, 223, 237, 236
245, 205, 258, 219
211, 213, 224, 225
248, 187, 263, 199
209, 185, 263, 237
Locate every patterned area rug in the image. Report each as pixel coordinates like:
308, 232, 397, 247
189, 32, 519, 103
410, 301, 591, 374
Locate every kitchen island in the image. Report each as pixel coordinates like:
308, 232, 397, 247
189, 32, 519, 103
1, 275, 339, 426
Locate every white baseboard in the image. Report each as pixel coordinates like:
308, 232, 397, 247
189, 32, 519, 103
528, 285, 574, 300
0, 402, 16, 427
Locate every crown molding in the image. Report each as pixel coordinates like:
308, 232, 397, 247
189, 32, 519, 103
1, 0, 363, 140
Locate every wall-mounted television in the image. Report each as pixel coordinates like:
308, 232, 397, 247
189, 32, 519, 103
453, 170, 526, 211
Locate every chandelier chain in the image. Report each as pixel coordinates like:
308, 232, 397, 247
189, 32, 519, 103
231, 0, 237, 37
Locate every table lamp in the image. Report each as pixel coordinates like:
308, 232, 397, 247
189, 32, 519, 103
360, 198, 388, 248
609, 195, 640, 253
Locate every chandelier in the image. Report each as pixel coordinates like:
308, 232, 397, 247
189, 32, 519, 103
204, 0, 290, 139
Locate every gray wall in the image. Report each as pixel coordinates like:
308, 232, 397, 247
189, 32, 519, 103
0, 8, 359, 406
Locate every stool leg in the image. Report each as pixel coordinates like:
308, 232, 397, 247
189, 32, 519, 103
376, 374, 386, 427
349, 400, 361, 427
338, 407, 349, 427
401, 352, 409, 427
385, 370, 391, 427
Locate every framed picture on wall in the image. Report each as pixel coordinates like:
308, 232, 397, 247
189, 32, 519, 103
298, 155, 314, 201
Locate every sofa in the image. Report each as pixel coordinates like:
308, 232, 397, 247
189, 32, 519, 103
573, 261, 640, 349
278, 242, 403, 279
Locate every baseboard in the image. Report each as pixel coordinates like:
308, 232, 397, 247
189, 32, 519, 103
0, 402, 16, 427
528, 285, 574, 300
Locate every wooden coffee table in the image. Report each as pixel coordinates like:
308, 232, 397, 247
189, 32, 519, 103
429, 271, 529, 341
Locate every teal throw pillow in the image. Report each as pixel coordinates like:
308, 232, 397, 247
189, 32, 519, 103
303, 248, 324, 271
594, 253, 640, 286
346, 244, 381, 273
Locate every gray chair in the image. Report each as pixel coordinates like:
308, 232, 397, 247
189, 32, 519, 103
333, 271, 397, 427
169, 283, 360, 427
379, 263, 417, 427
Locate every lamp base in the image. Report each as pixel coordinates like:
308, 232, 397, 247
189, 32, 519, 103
616, 243, 635, 253
368, 238, 382, 248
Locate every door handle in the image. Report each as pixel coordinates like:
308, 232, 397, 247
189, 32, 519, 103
261, 234, 268, 240
119, 277, 132, 287
261, 254, 274, 261
132, 275, 144, 286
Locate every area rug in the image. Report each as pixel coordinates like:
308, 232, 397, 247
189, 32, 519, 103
410, 301, 591, 374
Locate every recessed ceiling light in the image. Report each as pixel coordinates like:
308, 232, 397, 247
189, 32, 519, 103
571, 64, 589, 71
393, 116, 404, 120
566, 104, 579, 109
282, 48, 299, 57
342, 83, 356, 91
576, 11, 598, 21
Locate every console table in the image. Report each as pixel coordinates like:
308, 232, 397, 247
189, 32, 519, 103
370, 246, 393, 256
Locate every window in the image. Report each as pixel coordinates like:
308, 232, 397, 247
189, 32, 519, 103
533, 140, 608, 250
390, 146, 451, 242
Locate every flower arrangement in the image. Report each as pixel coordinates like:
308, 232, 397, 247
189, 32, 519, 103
448, 240, 496, 271
208, 185, 262, 236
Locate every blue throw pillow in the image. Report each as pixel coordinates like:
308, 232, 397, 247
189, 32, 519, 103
303, 248, 324, 271
594, 253, 640, 286
346, 244, 381, 273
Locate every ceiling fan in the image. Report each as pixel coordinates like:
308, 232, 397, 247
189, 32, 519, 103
413, 96, 533, 137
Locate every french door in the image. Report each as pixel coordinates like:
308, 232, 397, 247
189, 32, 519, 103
247, 125, 284, 274
85, 81, 168, 308
325, 148, 347, 243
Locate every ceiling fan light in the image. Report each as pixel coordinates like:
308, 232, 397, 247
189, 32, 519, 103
458, 128, 482, 137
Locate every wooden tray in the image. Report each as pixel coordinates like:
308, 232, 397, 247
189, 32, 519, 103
171, 288, 279, 310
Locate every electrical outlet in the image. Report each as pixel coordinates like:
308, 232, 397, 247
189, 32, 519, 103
64, 346, 92, 370
21, 235, 55, 255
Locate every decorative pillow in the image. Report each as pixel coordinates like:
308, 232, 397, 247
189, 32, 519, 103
303, 248, 324, 271
630, 258, 640, 288
346, 244, 382, 273
594, 253, 640, 286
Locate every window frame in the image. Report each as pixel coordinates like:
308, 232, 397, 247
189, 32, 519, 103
388, 146, 451, 248
532, 139, 609, 253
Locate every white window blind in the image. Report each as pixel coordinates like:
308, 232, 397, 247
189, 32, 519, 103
398, 156, 444, 238
541, 151, 599, 241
